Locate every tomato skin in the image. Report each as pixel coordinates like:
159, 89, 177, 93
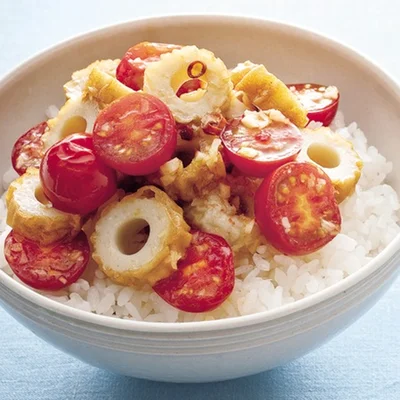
93, 92, 177, 176
288, 83, 339, 126
40, 133, 117, 215
221, 117, 303, 178
153, 231, 235, 313
116, 42, 181, 90
4, 230, 90, 291
255, 162, 341, 256
11, 121, 47, 175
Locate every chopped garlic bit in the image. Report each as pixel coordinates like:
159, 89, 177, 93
291, 85, 338, 110
237, 147, 259, 159
321, 218, 338, 233
281, 217, 291, 232
267, 109, 289, 123
224, 90, 253, 119
324, 86, 339, 100
316, 178, 326, 192
240, 109, 289, 130
307, 173, 316, 188
241, 110, 270, 129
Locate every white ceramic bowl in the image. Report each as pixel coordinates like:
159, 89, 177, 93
0, 15, 400, 383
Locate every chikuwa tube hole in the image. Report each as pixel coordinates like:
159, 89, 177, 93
117, 219, 150, 255
307, 142, 340, 168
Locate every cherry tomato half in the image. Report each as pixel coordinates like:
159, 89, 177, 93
116, 41, 181, 90
221, 114, 303, 177
11, 121, 47, 175
4, 230, 90, 291
153, 231, 235, 313
255, 162, 341, 255
288, 83, 340, 126
40, 133, 117, 215
92, 92, 177, 176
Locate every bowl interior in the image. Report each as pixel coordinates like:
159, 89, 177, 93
0, 16, 400, 330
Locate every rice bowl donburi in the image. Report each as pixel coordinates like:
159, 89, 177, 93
0, 40, 398, 323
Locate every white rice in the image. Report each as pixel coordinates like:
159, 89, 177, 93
1, 112, 399, 322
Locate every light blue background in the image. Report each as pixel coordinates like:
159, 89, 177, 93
0, 1, 399, 399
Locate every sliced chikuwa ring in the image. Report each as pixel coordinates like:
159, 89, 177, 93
5, 168, 82, 245
91, 186, 192, 287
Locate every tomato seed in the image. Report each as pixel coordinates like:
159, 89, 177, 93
279, 184, 289, 194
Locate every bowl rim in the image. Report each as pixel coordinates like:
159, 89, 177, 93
1, 13, 400, 333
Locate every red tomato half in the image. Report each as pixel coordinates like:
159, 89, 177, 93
153, 231, 235, 313
255, 162, 341, 256
221, 115, 303, 177
116, 42, 181, 90
288, 83, 340, 126
11, 121, 47, 175
40, 134, 117, 215
92, 92, 177, 176
4, 230, 90, 291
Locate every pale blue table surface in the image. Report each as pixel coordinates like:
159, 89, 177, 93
0, 1, 399, 399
